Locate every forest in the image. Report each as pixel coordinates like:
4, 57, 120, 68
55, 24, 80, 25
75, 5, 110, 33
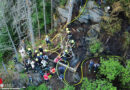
0, 0, 130, 90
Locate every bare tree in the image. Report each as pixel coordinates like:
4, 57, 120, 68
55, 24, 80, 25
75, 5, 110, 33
43, 0, 47, 34
26, 0, 35, 50
51, 0, 53, 31
34, 0, 41, 39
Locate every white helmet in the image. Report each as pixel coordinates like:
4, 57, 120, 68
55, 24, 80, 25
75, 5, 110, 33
107, 6, 110, 10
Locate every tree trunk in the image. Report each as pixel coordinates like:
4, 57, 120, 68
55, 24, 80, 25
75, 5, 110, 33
51, 0, 53, 31
26, 0, 35, 50
34, 0, 40, 39
67, 0, 75, 24
43, 0, 47, 34
12, 13, 22, 42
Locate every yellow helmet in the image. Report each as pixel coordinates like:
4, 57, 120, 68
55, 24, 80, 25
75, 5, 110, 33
39, 46, 42, 48
28, 48, 31, 51
40, 52, 42, 55
35, 58, 38, 61
71, 40, 74, 43
35, 50, 38, 53
65, 49, 68, 52
37, 54, 40, 56
66, 30, 70, 34
46, 35, 48, 38
66, 28, 69, 31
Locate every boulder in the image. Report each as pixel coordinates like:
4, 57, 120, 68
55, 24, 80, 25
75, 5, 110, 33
87, 1, 98, 9
59, 16, 67, 23
88, 9, 103, 23
15, 63, 24, 72
31, 73, 43, 86
78, 1, 103, 23
57, 7, 68, 18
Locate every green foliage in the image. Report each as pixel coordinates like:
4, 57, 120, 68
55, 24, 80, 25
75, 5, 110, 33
22, 86, 36, 90
89, 39, 103, 55
0, 27, 12, 62
101, 17, 121, 36
7, 60, 15, 71
81, 78, 116, 90
99, 57, 123, 81
32, 0, 51, 35
0, 52, 3, 62
62, 85, 75, 90
22, 83, 48, 90
20, 73, 28, 79
120, 60, 130, 88
37, 83, 48, 90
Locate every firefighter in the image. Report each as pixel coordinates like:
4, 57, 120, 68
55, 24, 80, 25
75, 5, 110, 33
50, 67, 56, 74
27, 48, 32, 59
66, 28, 72, 40
35, 58, 39, 65
94, 63, 100, 72
34, 58, 40, 72
37, 54, 42, 65
43, 72, 49, 82
39, 69, 44, 76
24, 60, 30, 73
45, 35, 51, 45
43, 55, 49, 62
41, 59, 48, 68
31, 60, 35, 70
28, 74, 33, 84
34, 50, 38, 58
69, 39, 75, 47
88, 60, 94, 72
58, 66, 65, 74
39, 52, 43, 60
58, 66, 65, 80
25, 58, 31, 69
39, 46, 43, 53
61, 49, 69, 62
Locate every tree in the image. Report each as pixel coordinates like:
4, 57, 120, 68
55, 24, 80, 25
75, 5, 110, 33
99, 57, 123, 81
42, 0, 47, 34
34, 0, 41, 39
26, 0, 35, 50
89, 39, 103, 56
120, 60, 130, 89
81, 78, 116, 90
0, 2, 19, 59
100, 16, 122, 44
